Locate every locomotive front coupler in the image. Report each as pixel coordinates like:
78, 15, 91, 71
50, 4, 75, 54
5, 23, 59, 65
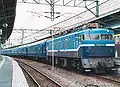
93, 62, 106, 74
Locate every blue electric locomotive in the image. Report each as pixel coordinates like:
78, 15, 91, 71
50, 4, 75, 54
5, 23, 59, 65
47, 28, 116, 72
1, 28, 116, 73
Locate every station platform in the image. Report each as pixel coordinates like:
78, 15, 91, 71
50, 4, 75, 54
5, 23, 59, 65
0, 55, 29, 87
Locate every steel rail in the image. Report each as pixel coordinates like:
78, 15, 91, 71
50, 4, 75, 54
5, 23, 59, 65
19, 64, 41, 87
16, 59, 62, 87
93, 74, 120, 85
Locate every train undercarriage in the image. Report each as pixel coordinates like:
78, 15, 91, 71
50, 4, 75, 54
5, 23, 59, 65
47, 56, 117, 73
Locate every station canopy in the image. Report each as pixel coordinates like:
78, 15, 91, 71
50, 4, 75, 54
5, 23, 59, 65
3, 0, 120, 48
0, 0, 17, 44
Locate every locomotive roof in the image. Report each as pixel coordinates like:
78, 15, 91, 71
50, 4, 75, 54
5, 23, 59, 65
47, 28, 114, 42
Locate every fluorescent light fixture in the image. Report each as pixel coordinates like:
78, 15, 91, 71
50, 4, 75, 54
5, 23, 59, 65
111, 25, 120, 29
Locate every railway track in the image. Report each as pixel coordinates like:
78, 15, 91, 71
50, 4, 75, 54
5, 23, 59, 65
22, 67, 40, 87
17, 60, 62, 87
92, 74, 120, 85
15, 58, 120, 87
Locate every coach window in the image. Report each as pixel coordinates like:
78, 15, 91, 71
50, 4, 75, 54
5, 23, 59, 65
64, 38, 68, 48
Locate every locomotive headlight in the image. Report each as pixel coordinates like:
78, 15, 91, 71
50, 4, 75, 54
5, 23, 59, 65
89, 61, 92, 65
109, 61, 112, 64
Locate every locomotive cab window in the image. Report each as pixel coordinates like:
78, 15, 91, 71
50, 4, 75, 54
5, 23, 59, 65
89, 34, 100, 40
83, 34, 100, 40
101, 34, 113, 40
83, 34, 113, 40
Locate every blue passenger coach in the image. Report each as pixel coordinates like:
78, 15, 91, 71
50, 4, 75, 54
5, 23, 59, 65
27, 41, 47, 58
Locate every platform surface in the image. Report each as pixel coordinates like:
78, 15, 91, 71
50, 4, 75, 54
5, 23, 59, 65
12, 57, 29, 87
0, 56, 29, 87
0, 56, 13, 87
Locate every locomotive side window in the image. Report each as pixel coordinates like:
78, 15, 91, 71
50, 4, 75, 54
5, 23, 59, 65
81, 34, 85, 40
